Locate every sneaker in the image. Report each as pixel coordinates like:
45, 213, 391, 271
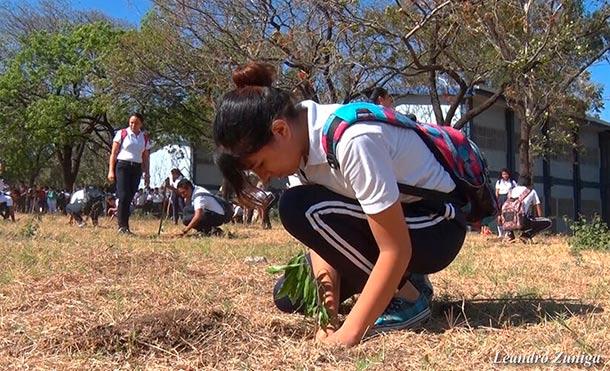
409, 273, 434, 302
117, 227, 133, 235
371, 294, 431, 334
77, 222, 86, 228
210, 227, 224, 237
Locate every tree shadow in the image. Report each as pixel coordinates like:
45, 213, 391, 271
425, 297, 603, 333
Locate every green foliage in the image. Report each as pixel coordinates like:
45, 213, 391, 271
0, 21, 122, 188
20, 218, 40, 238
567, 214, 610, 252
267, 251, 330, 326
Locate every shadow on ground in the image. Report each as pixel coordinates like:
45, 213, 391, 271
426, 298, 603, 332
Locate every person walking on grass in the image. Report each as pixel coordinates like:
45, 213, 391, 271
213, 62, 467, 347
107, 113, 151, 234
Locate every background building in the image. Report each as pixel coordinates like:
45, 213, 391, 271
191, 92, 610, 231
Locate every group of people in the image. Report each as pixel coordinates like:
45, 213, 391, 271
1, 185, 70, 215
106, 114, 233, 236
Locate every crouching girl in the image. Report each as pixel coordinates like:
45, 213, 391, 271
213, 62, 467, 347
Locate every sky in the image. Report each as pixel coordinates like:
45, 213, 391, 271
60, 0, 610, 123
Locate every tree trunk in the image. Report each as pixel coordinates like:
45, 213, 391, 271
428, 70, 445, 125
58, 145, 76, 191
515, 109, 532, 180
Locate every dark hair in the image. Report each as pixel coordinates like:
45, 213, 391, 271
170, 168, 182, 176
498, 168, 513, 180
368, 87, 388, 104
213, 62, 301, 195
176, 178, 193, 190
130, 112, 144, 122
518, 175, 532, 187
406, 113, 418, 122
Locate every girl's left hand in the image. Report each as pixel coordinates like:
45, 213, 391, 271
320, 327, 361, 347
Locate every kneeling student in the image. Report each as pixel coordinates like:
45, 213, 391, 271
504, 175, 551, 242
66, 186, 104, 227
0, 192, 15, 222
176, 179, 231, 236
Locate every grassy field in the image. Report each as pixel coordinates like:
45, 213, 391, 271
0, 215, 608, 370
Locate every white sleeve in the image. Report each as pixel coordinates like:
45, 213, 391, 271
192, 195, 206, 211
113, 130, 122, 143
495, 180, 500, 191
531, 190, 541, 205
338, 133, 399, 214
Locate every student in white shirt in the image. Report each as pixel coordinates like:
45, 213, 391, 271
175, 179, 228, 236
495, 168, 517, 236
65, 187, 104, 227
212, 62, 466, 347
504, 175, 551, 242
107, 113, 152, 234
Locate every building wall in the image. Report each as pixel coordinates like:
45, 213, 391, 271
580, 126, 601, 183
191, 94, 610, 231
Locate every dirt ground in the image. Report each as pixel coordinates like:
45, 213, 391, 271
0, 215, 608, 370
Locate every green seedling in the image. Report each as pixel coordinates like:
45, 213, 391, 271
267, 251, 330, 326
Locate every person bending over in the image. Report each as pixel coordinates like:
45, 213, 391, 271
504, 175, 551, 242
213, 62, 466, 347
65, 186, 104, 227
175, 179, 231, 237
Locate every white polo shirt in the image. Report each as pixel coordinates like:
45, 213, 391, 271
496, 178, 517, 195
190, 186, 225, 215
70, 189, 86, 204
508, 186, 541, 216
295, 101, 455, 214
113, 128, 152, 163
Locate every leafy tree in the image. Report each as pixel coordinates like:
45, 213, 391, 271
0, 22, 123, 190
469, 0, 610, 178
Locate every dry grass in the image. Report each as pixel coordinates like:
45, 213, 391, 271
0, 215, 608, 370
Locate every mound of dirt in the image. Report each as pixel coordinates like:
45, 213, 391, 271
78, 308, 244, 355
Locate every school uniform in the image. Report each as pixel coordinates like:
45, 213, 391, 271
182, 186, 226, 234
66, 187, 104, 226
114, 128, 152, 230
66, 189, 87, 225
495, 178, 517, 209
505, 186, 551, 240
276, 101, 466, 310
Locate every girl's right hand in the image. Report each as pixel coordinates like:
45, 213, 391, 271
315, 326, 336, 342
107, 171, 115, 183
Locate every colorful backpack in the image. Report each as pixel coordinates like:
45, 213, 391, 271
321, 102, 498, 222
501, 188, 532, 231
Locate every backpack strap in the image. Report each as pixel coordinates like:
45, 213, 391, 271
514, 188, 532, 203
119, 129, 150, 150
322, 102, 467, 206
322, 103, 416, 169
118, 128, 128, 149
